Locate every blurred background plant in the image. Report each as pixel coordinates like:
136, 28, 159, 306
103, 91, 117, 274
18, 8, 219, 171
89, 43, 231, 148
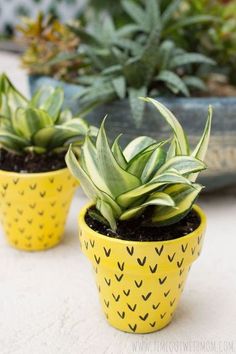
17, 13, 86, 82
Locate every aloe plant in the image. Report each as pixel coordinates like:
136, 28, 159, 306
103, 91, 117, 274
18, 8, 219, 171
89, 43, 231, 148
69, 1, 215, 126
0, 74, 96, 154
66, 98, 212, 230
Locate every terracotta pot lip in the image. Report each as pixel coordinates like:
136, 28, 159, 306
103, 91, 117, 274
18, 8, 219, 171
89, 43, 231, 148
0, 167, 69, 178
78, 202, 206, 246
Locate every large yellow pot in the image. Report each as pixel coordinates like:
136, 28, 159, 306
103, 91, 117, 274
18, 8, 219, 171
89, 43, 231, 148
78, 203, 206, 333
0, 168, 77, 251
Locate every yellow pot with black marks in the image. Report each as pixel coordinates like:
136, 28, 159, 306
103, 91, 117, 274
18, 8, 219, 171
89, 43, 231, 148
0, 168, 77, 251
79, 203, 206, 334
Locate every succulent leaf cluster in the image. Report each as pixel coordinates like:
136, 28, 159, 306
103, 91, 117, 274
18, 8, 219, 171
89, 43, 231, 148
69, 0, 215, 126
17, 13, 83, 82
66, 98, 212, 230
0, 74, 96, 154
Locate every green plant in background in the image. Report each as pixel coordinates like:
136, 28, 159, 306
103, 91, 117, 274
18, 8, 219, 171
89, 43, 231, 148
66, 98, 212, 230
17, 13, 84, 82
0, 74, 97, 154
181, 0, 236, 88
69, 0, 215, 126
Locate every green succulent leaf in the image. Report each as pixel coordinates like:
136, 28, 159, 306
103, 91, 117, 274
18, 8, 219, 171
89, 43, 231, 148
120, 192, 175, 221
111, 135, 127, 170
123, 136, 156, 161
156, 156, 206, 176
156, 70, 190, 96
142, 98, 190, 155
148, 183, 203, 226
96, 118, 141, 197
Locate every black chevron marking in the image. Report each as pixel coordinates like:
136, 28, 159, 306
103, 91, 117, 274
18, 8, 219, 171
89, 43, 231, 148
84, 240, 89, 250
134, 280, 143, 288
18, 190, 24, 196
126, 246, 134, 256
1, 191, 5, 198
29, 203, 36, 209
168, 253, 176, 262
6, 202, 11, 207
104, 300, 109, 308
139, 313, 149, 321
142, 292, 152, 301
48, 234, 53, 239
14, 218, 19, 223
29, 184, 37, 190
181, 243, 188, 253
104, 277, 111, 286
159, 276, 167, 285
112, 293, 120, 302
27, 219, 33, 225
2, 183, 8, 190
38, 210, 44, 216
123, 289, 130, 296
128, 324, 137, 332
94, 254, 100, 264
127, 303, 137, 312
170, 298, 176, 307
179, 268, 185, 276
18, 228, 25, 234
117, 261, 125, 271
164, 289, 171, 297
191, 247, 196, 255
198, 235, 202, 245
57, 186, 63, 192
17, 209, 23, 215
103, 247, 111, 257
115, 273, 124, 282
178, 281, 183, 289
152, 303, 160, 310
177, 258, 184, 268
51, 215, 56, 220
117, 311, 125, 319
13, 178, 19, 185
89, 239, 95, 248
155, 245, 164, 256
160, 312, 166, 319
137, 256, 146, 266
39, 224, 44, 230
149, 264, 158, 273
50, 201, 56, 207
26, 236, 32, 241
39, 191, 46, 198
149, 321, 156, 328
49, 177, 54, 183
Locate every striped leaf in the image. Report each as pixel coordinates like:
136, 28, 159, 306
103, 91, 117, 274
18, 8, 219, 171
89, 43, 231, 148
111, 135, 127, 169
0, 131, 28, 151
156, 156, 206, 176
141, 147, 166, 182
12, 108, 53, 140
123, 136, 156, 161
117, 171, 191, 208
149, 184, 203, 226
142, 98, 190, 155
96, 119, 141, 198
120, 192, 175, 221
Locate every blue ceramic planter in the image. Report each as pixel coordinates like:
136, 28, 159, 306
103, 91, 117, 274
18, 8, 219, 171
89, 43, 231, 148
29, 75, 236, 191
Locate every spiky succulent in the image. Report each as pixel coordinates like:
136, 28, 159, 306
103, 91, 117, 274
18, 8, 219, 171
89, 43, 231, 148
0, 74, 96, 154
70, 0, 215, 126
66, 98, 212, 230
17, 13, 83, 82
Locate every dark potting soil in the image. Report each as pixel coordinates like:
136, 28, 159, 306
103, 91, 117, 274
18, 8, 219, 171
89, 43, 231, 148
85, 206, 200, 242
0, 149, 66, 173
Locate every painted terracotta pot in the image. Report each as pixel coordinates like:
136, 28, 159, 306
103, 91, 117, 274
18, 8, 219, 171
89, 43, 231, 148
78, 203, 206, 333
0, 168, 77, 251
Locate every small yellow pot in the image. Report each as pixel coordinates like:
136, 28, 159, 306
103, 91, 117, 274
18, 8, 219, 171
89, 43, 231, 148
0, 168, 77, 251
78, 203, 206, 333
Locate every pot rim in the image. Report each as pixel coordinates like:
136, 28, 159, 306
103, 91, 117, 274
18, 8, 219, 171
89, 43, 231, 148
79, 202, 206, 246
0, 167, 69, 178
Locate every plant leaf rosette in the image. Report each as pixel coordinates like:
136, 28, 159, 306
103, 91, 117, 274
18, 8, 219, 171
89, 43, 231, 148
66, 97, 212, 333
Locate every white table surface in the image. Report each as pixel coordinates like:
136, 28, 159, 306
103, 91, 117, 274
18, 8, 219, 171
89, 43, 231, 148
0, 52, 236, 354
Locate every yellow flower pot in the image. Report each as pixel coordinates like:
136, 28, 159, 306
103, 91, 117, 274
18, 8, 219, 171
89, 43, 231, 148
0, 168, 78, 251
78, 203, 206, 333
